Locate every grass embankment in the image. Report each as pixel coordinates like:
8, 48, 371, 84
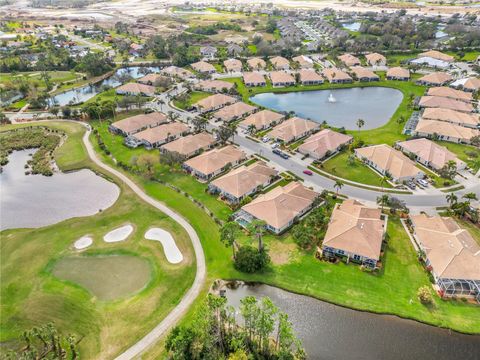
0, 122, 196, 359
321, 151, 393, 188
93, 119, 480, 342
173, 91, 210, 110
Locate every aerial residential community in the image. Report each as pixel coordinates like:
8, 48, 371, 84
0, 0, 479, 359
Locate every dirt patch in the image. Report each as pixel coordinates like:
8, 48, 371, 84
269, 242, 296, 265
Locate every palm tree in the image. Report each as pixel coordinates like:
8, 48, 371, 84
446, 193, 458, 208
462, 192, 478, 202
356, 118, 365, 136
248, 219, 266, 251
334, 180, 344, 195
380, 175, 391, 192
377, 194, 390, 211
220, 222, 240, 259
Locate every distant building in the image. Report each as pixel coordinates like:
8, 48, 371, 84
386, 67, 410, 81
109, 112, 168, 136
115, 83, 156, 96
200, 46, 217, 60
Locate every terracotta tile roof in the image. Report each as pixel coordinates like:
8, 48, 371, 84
418, 72, 453, 86
211, 161, 277, 198
160, 132, 215, 156
269, 71, 295, 84
269, 117, 320, 143
196, 79, 234, 92
463, 77, 480, 91
418, 50, 454, 63
386, 67, 410, 79
350, 66, 379, 80
224, 58, 243, 72
292, 55, 314, 67
247, 57, 266, 69
365, 52, 386, 65
298, 129, 353, 159
137, 73, 168, 85
240, 110, 284, 130
419, 96, 473, 113
110, 112, 168, 134
161, 66, 193, 79
323, 200, 384, 260
241, 182, 317, 230
396, 138, 465, 170
191, 61, 216, 73
426, 87, 472, 102
116, 82, 156, 96
298, 69, 324, 83
194, 93, 237, 112
270, 56, 290, 69
322, 67, 352, 82
184, 145, 246, 176
243, 72, 266, 85
415, 119, 480, 142
213, 102, 257, 122
411, 214, 480, 280
355, 144, 423, 180
422, 107, 480, 127
133, 122, 189, 144
337, 53, 361, 66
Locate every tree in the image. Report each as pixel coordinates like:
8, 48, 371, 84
446, 193, 458, 208
438, 160, 457, 180
470, 135, 480, 147
334, 179, 344, 195
61, 106, 71, 119
380, 175, 391, 192
234, 245, 270, 273
75, 52, 113, 77
377, 194, 390, 211
463, 192, 478, 201
216, 125, 235, 144
220, 222, 240, 259
0, 111, 11, 124
50, 106, 60, 118
191, 116, 208, 133
417, 286, 433, 305
4, 323, 80, 359
136, 153, 158, 178
356, 118, 365, 135
248, 219, 267, 251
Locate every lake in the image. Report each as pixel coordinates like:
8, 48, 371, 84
49, 66, 160, 106
250, 87, 403, 130
225, 283, 480, 360
342, 22, 361, 32
0, 150, 119, 230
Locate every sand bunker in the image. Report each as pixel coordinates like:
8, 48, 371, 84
104, 224, 133, 243
74, 236, 93, 250
145, 228, 183, 264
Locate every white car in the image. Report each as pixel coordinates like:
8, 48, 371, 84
262, 136, 270, 143
271, 143, 279, 149
417, 179, 429, 187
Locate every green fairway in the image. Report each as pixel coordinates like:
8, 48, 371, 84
321, 151, 393, 188
0, 122, 196, 359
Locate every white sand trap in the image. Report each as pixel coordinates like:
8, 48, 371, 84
145, 228, 183, 264
74, 236, 93, 250
104, 224, 133, 243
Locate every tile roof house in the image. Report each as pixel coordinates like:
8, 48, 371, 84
243, 72, 267, 87
237, 181, 318, 234
386, 67, 410, 81
109, 112, 168, 136
193, 93, 237, 113
365, 53, 386, 66
209, 161, 278, 203
270, 56, 290, 70
298, 69, 324, 85
115, 82, 156, 96
183, 145, 246, 180
269, 71, 296, 87
411, 57, 450, 69
161, 66, 193, 79
350, 66, 379, 82
269, 117, 320, 143
137, 73, 169, 86
200, 45, 217, 59
418, 50, 454, 63
462, 77, 480, 93
421, 107, 480, 129
322, 200, 386, 268
227, 43, 243, 56
212, 102, 257, 123
298, 129, 353, 160
292, 55, 314, 68
396, 138, 465, 171
160, 132, 216, 158
191, 61, 216, 74
410, 214, 480, 301
417, 72, 453, 86
247, 57, 267, 70
224, 58, 243, 73
196, 79, 234, 93
413, 119, 480, 145
418, 96, 473, 113
355, 144, 425, 183
426, 87, 472, 102
131, 122, 190, 149
239, 110, 284, 131
337, 53, 361, 67
322, 68, 353, 83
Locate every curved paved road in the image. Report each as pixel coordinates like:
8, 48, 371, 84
28, 120, 206, 359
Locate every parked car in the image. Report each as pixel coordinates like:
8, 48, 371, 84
303, 170, 313, 176
406, 181, 416, 190
271, 143, 279, 149
262, 136, 270, 143
417, 179, 429, 187
272, 149, 289, 159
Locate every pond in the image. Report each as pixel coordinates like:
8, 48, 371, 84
52, 255, 151, 300
0, 150, 119, 230
225, 283, 480, 360
49, 66, 160, 106
342, 22, 361, 32
250, 87, 403, 130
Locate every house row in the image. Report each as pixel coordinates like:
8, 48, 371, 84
412, 119, 480, 145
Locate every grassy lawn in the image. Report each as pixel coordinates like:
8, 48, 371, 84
321, 151, 393, 188
82, 88, 125, 106
435, 141, 480, 172
173, 91, 210, 110
415, 163, 457, 189
0, 122, 196, 359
